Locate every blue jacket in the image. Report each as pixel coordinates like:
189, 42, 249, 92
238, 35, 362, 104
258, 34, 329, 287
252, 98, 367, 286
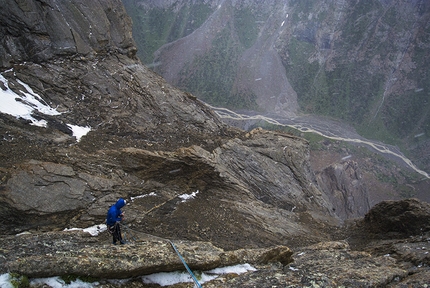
106, 198, 126, 226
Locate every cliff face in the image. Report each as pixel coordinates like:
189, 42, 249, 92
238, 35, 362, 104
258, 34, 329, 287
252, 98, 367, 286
0, 0, 136, 67
124, 0, 430, 173
0, 0, 336, 249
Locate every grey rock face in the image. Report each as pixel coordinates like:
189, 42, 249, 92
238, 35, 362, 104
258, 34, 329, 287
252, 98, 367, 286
0, 0, 136, 68
316, 160, 370, 220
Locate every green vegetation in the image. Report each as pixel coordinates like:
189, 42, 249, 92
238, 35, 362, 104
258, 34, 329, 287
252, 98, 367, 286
122, 1, 213, 63
341, 1, 382, 45
9, 273, 29, 288
167, 4, 214, 43
286, 33, 386, 126
233, 7, 259, 49
179, 26, 252, 108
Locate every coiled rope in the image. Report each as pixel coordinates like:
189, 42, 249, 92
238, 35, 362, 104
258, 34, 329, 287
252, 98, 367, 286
119, 222, 202, 288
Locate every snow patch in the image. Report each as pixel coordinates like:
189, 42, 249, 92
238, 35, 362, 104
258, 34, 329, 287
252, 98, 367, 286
341, 155, 352, 160
131, 192, 157, 201
67, 124, 91, 142
142, 264, 256, 286
0, 74, 61, 127
178, 190, 199, 202
0, 274, 13, 288
207, 263, 257, 274
1, 264, 256, 287
63, 224, 107, 236
30, 276, 96, 288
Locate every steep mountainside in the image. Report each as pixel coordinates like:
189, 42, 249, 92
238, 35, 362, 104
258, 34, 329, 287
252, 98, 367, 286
1, 1, 430, 287
0, 0, 338, 248
123, 0, 430, 174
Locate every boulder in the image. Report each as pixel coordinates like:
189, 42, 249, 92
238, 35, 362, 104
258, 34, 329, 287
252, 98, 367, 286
364, 198, 430, 235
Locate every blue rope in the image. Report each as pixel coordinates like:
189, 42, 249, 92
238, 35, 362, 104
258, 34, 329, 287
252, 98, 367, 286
169, 241, 202, 288
118, 223, 202, 287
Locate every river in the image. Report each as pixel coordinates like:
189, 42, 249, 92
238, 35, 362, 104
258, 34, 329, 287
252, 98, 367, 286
208, 105, 430, 180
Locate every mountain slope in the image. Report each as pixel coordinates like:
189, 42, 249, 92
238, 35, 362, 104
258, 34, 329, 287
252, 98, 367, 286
124, 0, 430, 173
2, 1, 430, 286
0, 0, 339, 250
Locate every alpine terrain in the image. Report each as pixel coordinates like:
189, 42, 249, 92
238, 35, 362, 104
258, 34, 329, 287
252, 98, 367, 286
123, 0, 430, 209
0, 0, 429, 287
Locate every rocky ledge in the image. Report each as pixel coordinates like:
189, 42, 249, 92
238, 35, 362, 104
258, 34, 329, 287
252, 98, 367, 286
1, 198, 429, 287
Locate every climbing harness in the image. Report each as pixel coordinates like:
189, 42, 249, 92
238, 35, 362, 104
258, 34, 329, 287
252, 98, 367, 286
119, 222, 202, 288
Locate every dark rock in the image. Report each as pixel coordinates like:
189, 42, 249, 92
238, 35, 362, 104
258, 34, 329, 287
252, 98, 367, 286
0, 0, 136, 68
364, 198, 430, 235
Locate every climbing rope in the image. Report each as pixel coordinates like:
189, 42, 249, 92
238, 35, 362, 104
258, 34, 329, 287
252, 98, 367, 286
118, 222, 202, 288
121, 222, 138, 243
169, 240, 202, 288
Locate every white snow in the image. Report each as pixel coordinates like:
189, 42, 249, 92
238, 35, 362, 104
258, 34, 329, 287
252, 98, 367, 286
30, 277, 96, 288
178, 190, 199, 202
0, 274, 13, 288
142, 271, 212, 286
0, 73, 91, 142
207, 263, 257, 274
341, 155, 352, 160
0, 74, 61, 127
130, 192, 157, 201
67, 124, 91, 142
0, 264, 256, 287
0, 274, 97, 288
63, 224, 107, 236
142, 264, 256, 286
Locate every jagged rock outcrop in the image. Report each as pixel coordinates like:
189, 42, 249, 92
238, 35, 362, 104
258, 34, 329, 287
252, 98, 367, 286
364, 198, 430, 235
316, 160, 370, 220
0, 0, 136, 67
1, 128, 338, 249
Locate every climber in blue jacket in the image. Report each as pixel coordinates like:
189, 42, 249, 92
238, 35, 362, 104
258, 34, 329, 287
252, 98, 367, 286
106, 198, 126, 245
